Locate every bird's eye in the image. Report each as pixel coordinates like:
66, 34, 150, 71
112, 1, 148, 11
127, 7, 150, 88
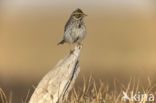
74, 14, 81, 18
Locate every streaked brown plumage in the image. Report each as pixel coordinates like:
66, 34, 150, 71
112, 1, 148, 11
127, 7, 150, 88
58, 8, 87, 45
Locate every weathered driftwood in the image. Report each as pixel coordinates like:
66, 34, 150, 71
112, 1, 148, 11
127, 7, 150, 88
29, 45, 82, 103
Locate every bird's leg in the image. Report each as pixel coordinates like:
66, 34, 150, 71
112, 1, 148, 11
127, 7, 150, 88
78, 42, 83, 46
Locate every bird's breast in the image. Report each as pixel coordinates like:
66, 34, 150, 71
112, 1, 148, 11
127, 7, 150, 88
64, 21, 86, 44
72, 25, 86, 38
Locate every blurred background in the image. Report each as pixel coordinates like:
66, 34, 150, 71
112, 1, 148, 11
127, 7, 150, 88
0, 0, 156, 102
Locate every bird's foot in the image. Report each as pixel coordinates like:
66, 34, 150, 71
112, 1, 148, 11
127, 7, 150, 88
78, 42, 83, 46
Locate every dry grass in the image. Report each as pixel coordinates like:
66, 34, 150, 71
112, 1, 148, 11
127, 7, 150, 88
1, 76, 156, 103
0, 88, 8, 103
64, 76, 156, 103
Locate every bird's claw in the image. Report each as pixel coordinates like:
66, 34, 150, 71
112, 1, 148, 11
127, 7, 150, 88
78, 42, 83, 46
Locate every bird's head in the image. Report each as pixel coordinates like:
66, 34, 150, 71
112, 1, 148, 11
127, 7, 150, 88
71, 8, 87, 20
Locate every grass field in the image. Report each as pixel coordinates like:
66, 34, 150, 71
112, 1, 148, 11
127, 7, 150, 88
1, 76, 156, 103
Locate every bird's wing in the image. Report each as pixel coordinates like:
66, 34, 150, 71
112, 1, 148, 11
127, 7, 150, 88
64, 16, 72, 32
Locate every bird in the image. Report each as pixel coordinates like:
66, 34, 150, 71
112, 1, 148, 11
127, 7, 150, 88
58, 8, 87, 45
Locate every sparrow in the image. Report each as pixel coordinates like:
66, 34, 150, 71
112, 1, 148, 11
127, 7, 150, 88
58, 8, 87, 45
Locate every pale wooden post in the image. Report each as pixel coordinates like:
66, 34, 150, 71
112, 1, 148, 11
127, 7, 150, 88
29, 45, 82, 103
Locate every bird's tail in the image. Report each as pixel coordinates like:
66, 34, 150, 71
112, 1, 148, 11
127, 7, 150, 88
57, 39, 65, 45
